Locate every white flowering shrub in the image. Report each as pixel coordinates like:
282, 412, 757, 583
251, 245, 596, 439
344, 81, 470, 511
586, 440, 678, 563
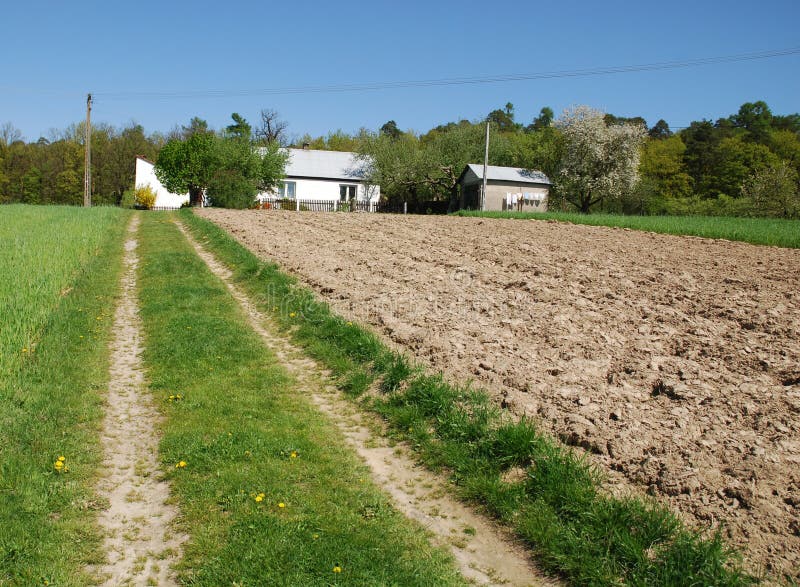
555, 105, 646, 213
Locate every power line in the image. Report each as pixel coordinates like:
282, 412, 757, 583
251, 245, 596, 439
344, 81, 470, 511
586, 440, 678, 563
90, 46, 800, 102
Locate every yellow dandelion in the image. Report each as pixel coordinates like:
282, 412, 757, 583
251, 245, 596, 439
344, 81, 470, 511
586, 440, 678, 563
58, 456, 65, 462
313, 534, 319, 540
79, 335, 84, 339
333, 565, 342, 573
289, 312, 296, 318
346, 322, 353, 326
278, 502, 286, 509
255, 495, 263, 502
54, 461, 63, 470
22, 348, 28, 353
290, 451, 297, 459
176, 461, 187, 468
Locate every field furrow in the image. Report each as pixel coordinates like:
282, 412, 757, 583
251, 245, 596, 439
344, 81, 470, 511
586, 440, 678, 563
199, 208, 800, 580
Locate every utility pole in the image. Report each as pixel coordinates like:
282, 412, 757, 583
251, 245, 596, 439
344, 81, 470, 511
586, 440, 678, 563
481, 121, 489, 211
83, 93, 92, 207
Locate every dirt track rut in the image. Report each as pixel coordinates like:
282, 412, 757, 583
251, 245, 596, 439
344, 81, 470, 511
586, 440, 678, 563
198, 209, 800, 579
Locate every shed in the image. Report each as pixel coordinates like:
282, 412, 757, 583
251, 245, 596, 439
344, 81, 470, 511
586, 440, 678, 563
457, 164, 550, 212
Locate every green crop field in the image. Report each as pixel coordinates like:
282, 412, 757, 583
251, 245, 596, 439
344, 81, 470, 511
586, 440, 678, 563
452, 210, 800, 248
0, 205, 130, 585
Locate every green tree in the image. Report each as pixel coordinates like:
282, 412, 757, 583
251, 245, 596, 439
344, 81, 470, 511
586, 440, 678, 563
226, 113, 252, 141
648, 119, 672, 140
529, 107, 554, 131
730, 101, 773, 142
156, 131, 218, 206
555, 106, 647, 213
638, 135, 693, 213
156, 114, 287, 208
742, 161, 799, 218
380, 120, 402, 139
487, 103, 519, 132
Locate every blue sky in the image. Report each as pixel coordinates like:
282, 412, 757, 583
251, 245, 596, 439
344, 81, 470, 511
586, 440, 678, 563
2, 0, 799, 141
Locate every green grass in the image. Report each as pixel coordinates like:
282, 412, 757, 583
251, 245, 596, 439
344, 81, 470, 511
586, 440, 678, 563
451, 210, 800, 248
0, 204, 129, 376
136, 214, 467, 585
183, 209, 755, 586
0, 205, 130, 586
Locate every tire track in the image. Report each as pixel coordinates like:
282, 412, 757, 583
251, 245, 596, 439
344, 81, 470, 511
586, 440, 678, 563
90, 215, 185, 586
177, 220, 557, 587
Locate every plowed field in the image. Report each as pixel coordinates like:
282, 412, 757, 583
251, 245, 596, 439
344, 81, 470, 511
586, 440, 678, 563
198, 209, 800, 579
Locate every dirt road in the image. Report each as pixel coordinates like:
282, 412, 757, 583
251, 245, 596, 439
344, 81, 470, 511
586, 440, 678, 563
198, 209, 800, 579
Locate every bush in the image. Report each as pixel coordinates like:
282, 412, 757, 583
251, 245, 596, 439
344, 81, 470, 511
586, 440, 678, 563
120, 189, 135, 209
134, 184, 157, 209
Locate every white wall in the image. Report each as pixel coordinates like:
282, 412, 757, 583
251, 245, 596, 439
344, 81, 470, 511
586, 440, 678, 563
257, 178, 380, 202
134, 158, 189, 208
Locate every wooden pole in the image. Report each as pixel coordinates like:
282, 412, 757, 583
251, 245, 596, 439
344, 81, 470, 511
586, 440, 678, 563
83, 93, 92, 207
481, 122, 489, 211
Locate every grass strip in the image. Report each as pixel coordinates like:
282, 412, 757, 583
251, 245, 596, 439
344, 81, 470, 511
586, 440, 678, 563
136, 213, 467, 585
183, 209, 754, 586
451, 210, 800, 249
0, 207, 130, 586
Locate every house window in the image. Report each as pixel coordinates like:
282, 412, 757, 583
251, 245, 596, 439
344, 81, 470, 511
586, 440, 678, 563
280, 181, 296, 199
339, 184, 357, 202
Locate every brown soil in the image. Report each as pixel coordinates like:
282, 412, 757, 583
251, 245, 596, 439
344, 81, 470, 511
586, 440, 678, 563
90, 216, 185, 585
178, 220, 553, 586
198, 209, 800, 580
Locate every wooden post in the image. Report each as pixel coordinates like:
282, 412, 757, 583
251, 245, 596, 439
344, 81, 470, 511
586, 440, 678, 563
83, 94, 92, 207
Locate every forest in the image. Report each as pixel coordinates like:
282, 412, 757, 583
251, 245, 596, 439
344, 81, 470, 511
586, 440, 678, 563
0, 100, 798, 217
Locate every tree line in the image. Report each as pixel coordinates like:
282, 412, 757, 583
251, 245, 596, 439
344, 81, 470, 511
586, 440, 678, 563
1, 100, 798, 217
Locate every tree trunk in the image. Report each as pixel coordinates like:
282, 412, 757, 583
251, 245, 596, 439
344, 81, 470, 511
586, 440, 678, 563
189, 186, 203, 207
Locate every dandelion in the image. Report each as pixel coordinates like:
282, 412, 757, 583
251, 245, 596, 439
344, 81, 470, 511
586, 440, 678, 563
277, 502, 285, 509
289, 312, 296, 318
333, 565, 342, 573
255, 495, 263, 503
290, 451, 297, 459
54, 461, 64, 470
79, 335, 84, 339
22, 348, 28, 353
312, 534, 319, 540
346, 322, 353, 327
58, 456, 65, 462
176, 461, 187, 468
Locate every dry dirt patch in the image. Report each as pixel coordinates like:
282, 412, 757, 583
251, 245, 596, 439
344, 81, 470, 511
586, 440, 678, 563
178, 220, 552, 586
89, 216, 185, 585
198, 209, 800, 579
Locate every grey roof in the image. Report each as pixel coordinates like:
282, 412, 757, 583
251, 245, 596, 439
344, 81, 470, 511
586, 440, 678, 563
283, 148, 366, 181
461, 164, 551, 185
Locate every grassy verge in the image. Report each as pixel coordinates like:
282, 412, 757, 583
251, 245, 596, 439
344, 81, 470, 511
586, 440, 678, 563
136, 214, 467, 585
183, 209, 754, 586
0, 206, 130, 586
451, 210, 800, 249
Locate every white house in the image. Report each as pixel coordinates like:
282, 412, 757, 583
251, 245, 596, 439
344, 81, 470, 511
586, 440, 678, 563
134, 156, 190, 208
133, 148, 379, 209
257, 148, 380, 205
